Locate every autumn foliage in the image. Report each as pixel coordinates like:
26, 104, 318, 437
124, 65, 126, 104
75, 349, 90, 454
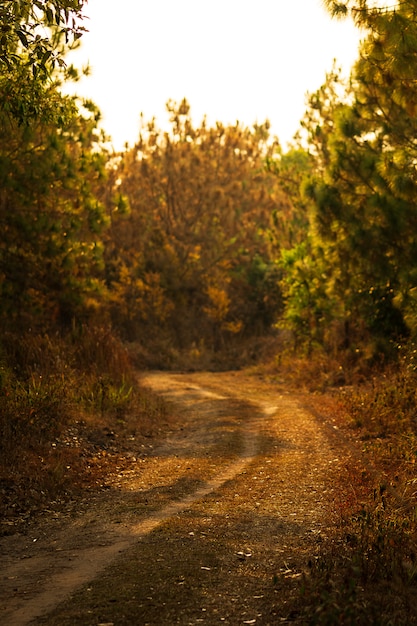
102, 101, 290, 362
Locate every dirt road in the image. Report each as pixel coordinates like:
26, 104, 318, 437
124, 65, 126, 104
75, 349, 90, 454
1, 371, 354, 625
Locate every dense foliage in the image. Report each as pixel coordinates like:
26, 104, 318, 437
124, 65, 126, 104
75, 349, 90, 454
3, 0, 417, 375
103, 101, 291, 359
297, 0, 417, 354
0, 0, 86, 76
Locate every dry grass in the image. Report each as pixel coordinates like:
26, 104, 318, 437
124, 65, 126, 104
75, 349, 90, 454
261, 344, 417, 624
2, 329, 417, 622
0, 327, 172, 531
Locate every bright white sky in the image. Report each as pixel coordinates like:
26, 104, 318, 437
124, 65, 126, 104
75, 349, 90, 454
65, 0, 364, 151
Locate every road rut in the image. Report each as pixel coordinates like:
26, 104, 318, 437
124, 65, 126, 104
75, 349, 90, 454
1, 371, 353, 625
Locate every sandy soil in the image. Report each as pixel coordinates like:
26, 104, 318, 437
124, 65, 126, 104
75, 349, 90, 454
0, 370, 360, 625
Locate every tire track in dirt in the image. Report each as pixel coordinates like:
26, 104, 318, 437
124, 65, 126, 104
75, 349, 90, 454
34, 371, 354, 625
1, 373, 264, 626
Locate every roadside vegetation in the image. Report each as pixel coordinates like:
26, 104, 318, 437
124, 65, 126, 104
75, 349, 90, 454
1, 1, 417, 623
0, 325, 170, 525
263, 347, 417, 624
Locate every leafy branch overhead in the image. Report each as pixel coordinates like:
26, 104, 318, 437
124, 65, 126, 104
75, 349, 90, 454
0, 0, 87, 76
322, 0, 400, 21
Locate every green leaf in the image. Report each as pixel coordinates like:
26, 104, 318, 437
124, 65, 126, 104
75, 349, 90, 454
45, 7, 54, 25
41, 50, 52, 66
16, 29, 28, 48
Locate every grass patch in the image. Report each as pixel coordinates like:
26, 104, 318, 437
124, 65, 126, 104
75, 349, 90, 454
263, 345, 417, 624
0, 326, 171, 531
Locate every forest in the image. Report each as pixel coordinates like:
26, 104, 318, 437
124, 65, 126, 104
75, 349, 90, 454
1, 0, 417, 622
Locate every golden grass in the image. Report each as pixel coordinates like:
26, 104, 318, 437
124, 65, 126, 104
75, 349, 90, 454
0, 326, 172, 531
261, 345, 417, 624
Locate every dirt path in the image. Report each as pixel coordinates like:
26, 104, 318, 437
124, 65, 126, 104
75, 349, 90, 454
0, 371, 356, 625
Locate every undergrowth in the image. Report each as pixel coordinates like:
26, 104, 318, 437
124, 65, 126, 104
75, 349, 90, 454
0, 326, 169, 527
270, 344, 417, 624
